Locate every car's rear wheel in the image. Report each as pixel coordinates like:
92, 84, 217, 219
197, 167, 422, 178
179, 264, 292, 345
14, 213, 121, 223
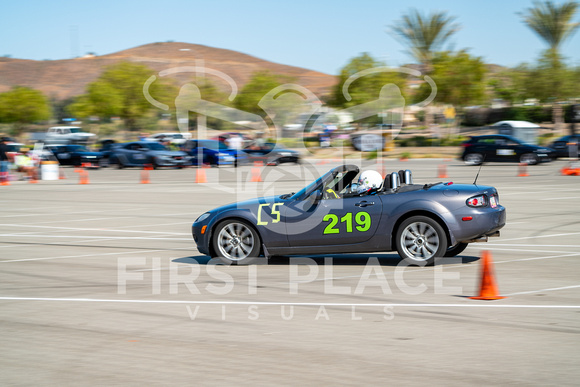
444, 242, 468, 257
396, 216, 448, 266
212, 220, 261, 265
464, 153, 483, 166
520, 153, 538, 165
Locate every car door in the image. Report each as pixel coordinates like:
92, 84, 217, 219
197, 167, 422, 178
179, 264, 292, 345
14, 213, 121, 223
284, 194, 383, 247
117, 143, 140, 165
494, 137, 519, 162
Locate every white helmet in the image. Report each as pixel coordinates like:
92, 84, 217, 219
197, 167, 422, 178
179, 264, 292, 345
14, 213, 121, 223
357, 170, 383, 193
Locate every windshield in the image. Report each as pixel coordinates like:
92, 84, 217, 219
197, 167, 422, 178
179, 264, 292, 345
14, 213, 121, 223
69, 128, 82, 133
144, 142, 167, 150
69, 145, 88, 152
288, 176, 323, 200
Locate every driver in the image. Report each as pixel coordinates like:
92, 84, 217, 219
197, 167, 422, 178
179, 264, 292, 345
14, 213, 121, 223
356, 170, 383, 195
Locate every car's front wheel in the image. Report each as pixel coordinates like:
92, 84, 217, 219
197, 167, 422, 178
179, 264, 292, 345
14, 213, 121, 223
396, 216, 448, 266
464, 153, 483, 166
520, 153, 538, 165
212, 220, 261, 265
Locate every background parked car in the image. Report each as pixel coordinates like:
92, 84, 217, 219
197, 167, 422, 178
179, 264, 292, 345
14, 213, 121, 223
461, 134, 555, 165
46, 144, 104, 168
549, 135, 580, 159
243, 142, 301, 166
181, 139, 246, 167
110, 141, 189, 169
146, 132, 191, 146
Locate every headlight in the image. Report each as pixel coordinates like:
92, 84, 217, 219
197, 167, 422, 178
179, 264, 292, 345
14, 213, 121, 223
467, 195, 487, 207
195, 212, 211, 223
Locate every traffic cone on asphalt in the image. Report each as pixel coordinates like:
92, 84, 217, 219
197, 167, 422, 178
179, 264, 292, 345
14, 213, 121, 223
78, 168, 89, 184
250, 164, 263, 182
1, 172, 10, 186
195, 167, 207, 183
517, 163, 529, 177
470, 250, 505, 300
437, 164, 449, 178
561, 163, 580, 176
140, 164, 152, 184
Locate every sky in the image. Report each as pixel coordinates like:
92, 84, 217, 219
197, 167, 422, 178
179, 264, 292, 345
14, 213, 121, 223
1, 0, 579, 75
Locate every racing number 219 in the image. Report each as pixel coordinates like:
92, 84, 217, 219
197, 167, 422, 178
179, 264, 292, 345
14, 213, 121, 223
323, 212, 371, 234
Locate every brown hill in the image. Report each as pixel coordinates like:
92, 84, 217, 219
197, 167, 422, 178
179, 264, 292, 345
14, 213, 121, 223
0, 42, 337, 100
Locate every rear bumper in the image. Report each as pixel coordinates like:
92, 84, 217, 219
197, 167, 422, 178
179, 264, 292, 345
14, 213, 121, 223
451, 206, 506, 244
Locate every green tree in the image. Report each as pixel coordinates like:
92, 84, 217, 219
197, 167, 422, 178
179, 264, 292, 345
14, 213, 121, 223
390, 9, 460, 72
415, 50, 486, 107
329, 53, 407, 109
234, 71, 294, 117
521, 1, 579, 99
69, 61, 176, 131
0, 86, 51, 135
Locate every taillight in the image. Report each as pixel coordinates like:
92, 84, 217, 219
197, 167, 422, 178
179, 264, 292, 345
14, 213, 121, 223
467, 195, 486, 207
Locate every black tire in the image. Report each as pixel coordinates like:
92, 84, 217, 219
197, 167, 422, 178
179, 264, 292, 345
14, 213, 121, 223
520, 153, 538, 165
395, 215, 448, 266
464, 153, 483, 166
444, 242, 468, 257
212, 219, 261, 265
117, 160, 125, 169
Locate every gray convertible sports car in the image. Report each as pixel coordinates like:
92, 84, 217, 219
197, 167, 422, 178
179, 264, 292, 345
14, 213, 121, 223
192, 165, 506, 265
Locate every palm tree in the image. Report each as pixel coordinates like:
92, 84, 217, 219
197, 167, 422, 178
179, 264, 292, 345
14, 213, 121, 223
390, 9, 460, 73
521, 0, 579, 60
521, 1, 579, 132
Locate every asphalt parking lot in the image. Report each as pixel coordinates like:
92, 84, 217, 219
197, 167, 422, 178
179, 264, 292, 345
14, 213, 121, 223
1, 158, 579, 386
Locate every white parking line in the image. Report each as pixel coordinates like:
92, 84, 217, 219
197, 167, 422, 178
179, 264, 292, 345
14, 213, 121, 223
0, 224, 190, 235
540, 197, 580, 201
0, 234, 191, 241
0, 247, 192, 263
503, 285, 580, 296
0, 296, 578, 308
499, 232, 580, 242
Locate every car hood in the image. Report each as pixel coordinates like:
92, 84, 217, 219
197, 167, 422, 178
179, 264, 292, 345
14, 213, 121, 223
211, 195, 281, 214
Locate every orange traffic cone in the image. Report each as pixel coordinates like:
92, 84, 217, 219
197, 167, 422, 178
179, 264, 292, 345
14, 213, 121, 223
195, 167, 207, 183
140, 164, 152, 184
517, 163, 529, 177
1, 172, 10, 186
438, 164, 449, 178
250, 166, 263, 182
470, 250, 505, 300
561, 163, 580, 176
79, 169, 89, 184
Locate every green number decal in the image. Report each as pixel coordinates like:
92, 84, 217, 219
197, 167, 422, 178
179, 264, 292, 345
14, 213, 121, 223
323, 214, 340, 234
355, 211, 371, 232
323, 211, 372, 234
341, 213, 353, 233
271, 203, 282, 223
257, 203, 270, 226
257, 203, 284, 226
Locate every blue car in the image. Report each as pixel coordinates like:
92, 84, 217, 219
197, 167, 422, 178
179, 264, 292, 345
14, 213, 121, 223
110, 141, 190, 169
46, 145, 104, 168
192, 165, 506, 266
182, 139, 246, 167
